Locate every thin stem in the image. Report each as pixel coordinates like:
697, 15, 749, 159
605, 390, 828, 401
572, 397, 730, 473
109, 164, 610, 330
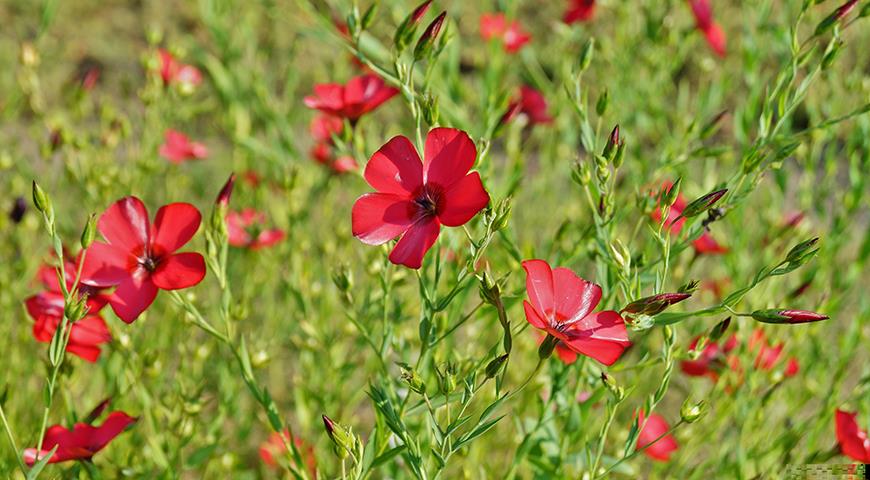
0, 402, 27, 474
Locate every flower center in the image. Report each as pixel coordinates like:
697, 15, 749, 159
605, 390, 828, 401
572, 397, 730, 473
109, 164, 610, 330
139, 255, 159, 272
413, 185, 444, 219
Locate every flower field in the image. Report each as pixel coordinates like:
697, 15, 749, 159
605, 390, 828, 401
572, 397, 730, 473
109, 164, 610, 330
1, 0, 869, 478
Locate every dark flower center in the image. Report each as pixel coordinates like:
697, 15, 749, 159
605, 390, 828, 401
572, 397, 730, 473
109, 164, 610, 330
139, 255, 159, 272
413, 184, 444, 219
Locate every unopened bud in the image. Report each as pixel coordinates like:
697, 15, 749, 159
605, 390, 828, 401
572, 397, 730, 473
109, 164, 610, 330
478, 271, 500, 306
680, 399, 707, 423
814, 0, 858, 36
751, 309, 829, 325
622, 292, 692, 316
539, 335, 558, 360
596, 89, 609, 116
663, 178, 682, 207
785, 237, 819, 264
216, 173, 235, 208
578, 38, 595, 71
322, 415, 353, 458
394, 0, 433, 51
398, 363, 426, 395
709, 317, 731, 341
435, 362, 457, 395
413, 11, 446, 61
485, 354, 509, 379
361, 2, 379, 30
602, 124, 619, 160
31, 181, 51, 215
680, 188, 727, 218
81, 213, 97, 249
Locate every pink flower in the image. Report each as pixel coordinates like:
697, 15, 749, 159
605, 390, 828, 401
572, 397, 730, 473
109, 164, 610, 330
564, 0, 596, 24
158, 49, 202, 88
479, 13, 531, 53
352, 128, 490, 269
226, 209, 286, 250
24, 412, 136, 465
159, 129, 208, 164
80, 197, 207, 323
522, 259, 631, 366
687, 0, 726, 57
637, 411, 678, 462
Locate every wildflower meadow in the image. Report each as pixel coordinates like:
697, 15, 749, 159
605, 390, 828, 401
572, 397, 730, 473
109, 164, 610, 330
2, 0, 870, 478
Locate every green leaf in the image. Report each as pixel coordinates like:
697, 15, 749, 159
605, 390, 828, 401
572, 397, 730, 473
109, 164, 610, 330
454, 415, 505, 451
26, 445, 59, 480
370, 445, 406, 468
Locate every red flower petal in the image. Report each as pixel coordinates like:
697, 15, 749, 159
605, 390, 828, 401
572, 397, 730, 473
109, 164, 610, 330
563, 311, 630, 366
388, 217, 441, 269
151, 202, 202, 255
151, 252, 206, 290
364, 135, 424, 195
98, 196, 150, 252
564, 0, 596, 24
637, 411, 678, 461
703, 23, 727, 57
523, 300, 548, 330
351, 193, 416, 245
438, 172, 489, 227
304, 83, 344, 113
552, 267, 602, 324
80, 242, 135, 287
424, 128, 477, 189
24, 412, 136, 465
835, 410, 870, 463
109, 271, 158, 323
522, 259, 555, 320
253, 229, 286, 249
344, 75, 398, 117
692, 232, 727, 254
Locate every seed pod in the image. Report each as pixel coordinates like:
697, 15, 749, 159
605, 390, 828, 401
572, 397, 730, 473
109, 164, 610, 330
81, 213, 97, 249
32, 180, 51, 215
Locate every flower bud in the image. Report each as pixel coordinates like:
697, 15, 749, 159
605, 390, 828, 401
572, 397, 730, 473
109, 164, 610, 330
421, 93, 439, 125
361, 1, 378, 31
398, 363, 426, 395
31, 180, 51, 215
680, 188, 727, 218
622, 292, 692, 316
663, 178, 682, 207
216, 173, 236, 208
708, 316, 731, 341
81, 213, 97, 249
814, 0, 858, 36
578, 38, 595, 72
785, 237, 819, 264
435, 362, 457, 395
613, 139, 626, 168
750, 308, 829, 324
394, 0, 433, 51
602, 124, 619, 160
485, 354, 509, 379
595, 88, 609, 116
478, 271, 500, 306
680, 399, 707, 423
600, 372, 625, 402
322, 414, 353, 458
538, 334, 558, 360
413, 11, 446, 62
331, 264, 353, 293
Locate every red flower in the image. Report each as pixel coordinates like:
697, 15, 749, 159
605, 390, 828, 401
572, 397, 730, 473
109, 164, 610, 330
352, 128, 490, 269
310, 114, 344, 143
158, 49, 202, 87
35, 254, 111, 311
25, 292, 111, 362
687, 0, 726, 57
504, 85, 553, 126
538, 333, 578, 364
23, 411, 136, 465
564, 0, 596, 24
652, 182, 727, 255
226, 209, 286, 250
304, 74, 399, 121
637, 411, 678, 461
80, 197, 207, 323
835, 410, 870, 463
479, 13, 531, 53
159, 129, 208, 164
522, 259, 631, 366
259, 430, 318, 477
680, 334, 738, 380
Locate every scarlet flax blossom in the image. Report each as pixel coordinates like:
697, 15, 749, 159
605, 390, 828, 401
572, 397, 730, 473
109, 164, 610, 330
652, 182, 727, 255
24, 411, 137, 465
680, 335, 738, 380
309, 114, 358, 174
637, 411, 679, 462
158, 49, 202, 88
304, 74, 399, 122
25, 292, 111, 363
81, 197, 207, 323
227, 209, 286, 250
522, 260, 631, 365
835, 409, 870, 463
159, 129, 208, 164
564, 0, 596, 24
352, 128, 490, 269
259, 430, 318, 477
503, 85, 553, 126
479, 13, 531, 53
687, 0, 726, 57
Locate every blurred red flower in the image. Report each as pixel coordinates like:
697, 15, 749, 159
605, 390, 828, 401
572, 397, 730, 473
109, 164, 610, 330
304, 74, 398, 122
637, 411, 678, 462
23, 411, 136, 465
522, 259, 631, 365
227, 209, 286, 250
681, 334, 738, 380
80, 197, 206, 323
652, 182, 728, 255
259, 430, 318, 477
158, 49, 202, 88
564, 0, 596, 24
835, 410, 870, 463
308, 114, 358, 174
352, 128, 490, 269
479, 13, 531, 53
25, 292, 111, 363
159, 129, 208, 164
687, 0, 726, 57
503, 85, 553, 126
